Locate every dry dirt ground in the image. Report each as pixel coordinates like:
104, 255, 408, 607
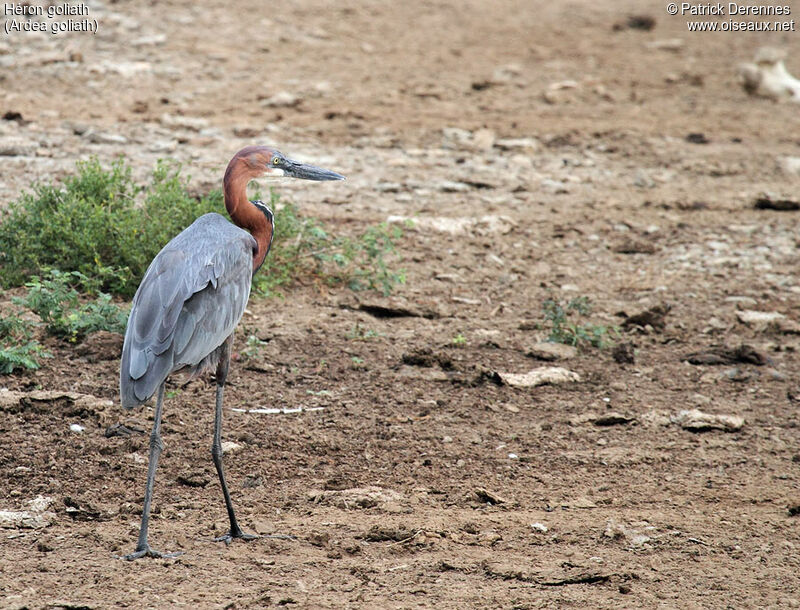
2, 0, 800, 608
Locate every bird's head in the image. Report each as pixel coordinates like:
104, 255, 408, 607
235, 145, 345, 181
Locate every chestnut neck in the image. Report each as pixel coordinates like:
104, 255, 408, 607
223, 159, 273, 271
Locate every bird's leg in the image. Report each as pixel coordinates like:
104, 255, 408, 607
121, 383, 182, 560
212, 335, 258, 545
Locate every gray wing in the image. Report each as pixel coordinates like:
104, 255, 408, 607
120, 213, 256, 408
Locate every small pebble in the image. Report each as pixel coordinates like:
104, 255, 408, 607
220, 441, 242, 454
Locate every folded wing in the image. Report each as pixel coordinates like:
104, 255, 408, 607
120, 213, 256, 408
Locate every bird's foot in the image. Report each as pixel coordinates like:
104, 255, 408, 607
120, 545, 183, 561
214, 527, 259, 546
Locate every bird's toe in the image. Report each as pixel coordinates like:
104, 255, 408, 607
213, 529, 259, 545
120, 545, 183, 560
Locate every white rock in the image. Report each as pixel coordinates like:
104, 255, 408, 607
92, 61, 152, 78
509, 154, 534, 167
387, 214, 517, 236
495, 137, 540, 152
604, 519, 651, 547
492, 63, 523, 82
130, 452, 146, 464
437, 180, 471, 193
0, 510, 51, 529
131, 34, 167, 46
0, 496, 56, 529
639, 410, 671, 426
737, 310, 786, 326
526, 342, 578, 361
780, 156, 800, 176
27, 496, 54, 512
261, 91, 301, 108
724, 296, 758, 306
673, 409, 744, 432
471, 128, 496, 150
540, 178, 569, 194
69, 423, 85, 433
308, 486, 406, 510
160, 113, 209, 132
739, 47, 800, 102
441, 127, 473, 147
645, 38, 684, 52
221, 441, 242, 454
570, 412, 600, 426
147, 139, 178, 153
531, 522, 548, 533
499, 367, 581, 388
547, 80, 579, 91
0, 137, 36, 156
85, 131, 128, 144
440, 127, 497, 151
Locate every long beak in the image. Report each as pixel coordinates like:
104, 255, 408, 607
283, 159, 345, 181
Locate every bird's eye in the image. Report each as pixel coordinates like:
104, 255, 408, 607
273, 157, 282, 165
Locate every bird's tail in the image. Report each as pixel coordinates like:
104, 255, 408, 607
119, 325, 172, 409
120, 341, 146, 409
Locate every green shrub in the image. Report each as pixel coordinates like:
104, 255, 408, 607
14, 270, 128, 342
0, 158, 403, 298
0, 158, 224, 296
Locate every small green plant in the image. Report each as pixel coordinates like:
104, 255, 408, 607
0, 342, 50, 374
0, 314, 35, 339
0, 313, 50, 374
241, 334, 268, 360
346, 322, 382, 341
543, 296, 618, 349
452, 333, 467, 347
254, 197, 405, 297
14, 270, 129, 342
340, 223, 406, 295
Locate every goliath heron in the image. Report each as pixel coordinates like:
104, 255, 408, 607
119, 145, 344, 560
